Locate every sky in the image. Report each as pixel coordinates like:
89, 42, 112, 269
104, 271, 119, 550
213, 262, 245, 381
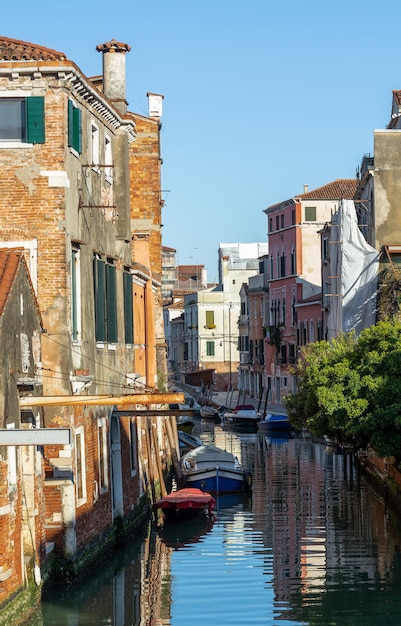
3, 0, 401, 282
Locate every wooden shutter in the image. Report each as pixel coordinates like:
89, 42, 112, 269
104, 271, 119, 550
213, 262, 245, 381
124, 271, 134, 344
68, 100, 82, 153
26, 96, 45, 144
206, 310, 215, 328
106, 263, 117, 343
94, 258, 106, 342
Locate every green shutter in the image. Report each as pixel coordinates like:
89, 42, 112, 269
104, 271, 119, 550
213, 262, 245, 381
106, 264, 117, 343
305, 206, 316, 222
68, 100, 82, 153
94, 259, 106, 342
124, 271, 134, 344
26, 96, 45, 144
73, 107, 82, 153
68, 100, 74, 147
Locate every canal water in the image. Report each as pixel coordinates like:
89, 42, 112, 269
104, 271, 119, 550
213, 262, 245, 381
26, 422, 401, 625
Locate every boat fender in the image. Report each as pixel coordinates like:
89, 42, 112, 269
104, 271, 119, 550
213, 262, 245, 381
244, 471, 253, 491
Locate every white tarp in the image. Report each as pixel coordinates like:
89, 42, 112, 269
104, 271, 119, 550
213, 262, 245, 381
329, 199, 379, 336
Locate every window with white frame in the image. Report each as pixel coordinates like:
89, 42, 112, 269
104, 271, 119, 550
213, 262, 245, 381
75, 427, 87, 505
104, 134, 113, 182
97, 418, 108, 493
71, 244, 81, 342
91, 121, 100, 168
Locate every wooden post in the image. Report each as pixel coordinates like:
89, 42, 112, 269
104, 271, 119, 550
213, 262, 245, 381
144, 419, 156, 505
151, 423, 167, 497
165, 417, 182, 483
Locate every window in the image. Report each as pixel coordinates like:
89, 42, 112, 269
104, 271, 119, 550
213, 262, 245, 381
280, 252, 286, 277
123, 269, 134, 345
292, 295, 297, 325
205, 310, 215, 329
97, 418, 108, 493
91, 121, 99, 167
68, 100, 82, 153
93, 256, 118, 343
276, 215, 279, 230
291, 248, 296, 275
291, 209, 295, 225
0, 96, 45, 144
104, 134, 113, 182
71, 245, 81, 342
269, 217, 273, 232
75, 428, 87, 505
323, 237, 329, 261
270, 255, 274, 279
206, 341, 215, 356
305, 206, 317, 222
280, 214, 284, 229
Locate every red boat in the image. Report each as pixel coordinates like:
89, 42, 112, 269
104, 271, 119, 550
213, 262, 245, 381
154, 488, 216, 522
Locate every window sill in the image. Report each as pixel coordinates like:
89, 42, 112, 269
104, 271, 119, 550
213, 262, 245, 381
0, 141, 33, 148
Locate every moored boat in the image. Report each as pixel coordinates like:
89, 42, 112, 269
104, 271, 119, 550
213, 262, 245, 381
181, 444, 252, 494
258, 412, 290, 431
154, 487, 216, 522
222, 404, 261, 428
178, 430, 203, 453
200, 405, 221, 422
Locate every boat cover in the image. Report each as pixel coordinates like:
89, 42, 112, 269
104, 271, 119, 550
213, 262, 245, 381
154, 488, 215, 513
182, 445, 237, 465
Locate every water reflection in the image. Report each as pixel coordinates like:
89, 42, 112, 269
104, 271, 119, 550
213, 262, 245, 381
26, 431, 401, 625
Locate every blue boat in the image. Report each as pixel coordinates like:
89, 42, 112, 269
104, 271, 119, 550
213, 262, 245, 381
258, 412, 290, 431
180, 444, 252, 494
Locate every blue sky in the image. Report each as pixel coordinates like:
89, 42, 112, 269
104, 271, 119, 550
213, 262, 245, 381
3, 1, 401, 281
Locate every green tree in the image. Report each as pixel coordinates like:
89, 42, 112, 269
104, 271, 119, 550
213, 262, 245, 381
285, 320, 401, 459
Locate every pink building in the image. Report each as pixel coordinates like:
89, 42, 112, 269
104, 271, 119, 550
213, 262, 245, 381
264, 180, 358, 403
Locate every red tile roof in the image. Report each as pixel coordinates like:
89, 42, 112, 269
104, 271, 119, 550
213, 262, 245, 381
0, 36, 66, 61
296, 179, 358, 200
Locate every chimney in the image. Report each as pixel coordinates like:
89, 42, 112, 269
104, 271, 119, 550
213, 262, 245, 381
303, 184, 309, 194
96, 39, 131, 115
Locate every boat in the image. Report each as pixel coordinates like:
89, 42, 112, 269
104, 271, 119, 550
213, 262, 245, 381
222, 404, 261, 428
200, 405, 221, 422
258, 412, 290, 431
181, 444, 253, 494
154, 487, 216, 522
178, 430, 203, 453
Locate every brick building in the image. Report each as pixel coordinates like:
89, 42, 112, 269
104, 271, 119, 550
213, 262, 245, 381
0, 36, 174, 617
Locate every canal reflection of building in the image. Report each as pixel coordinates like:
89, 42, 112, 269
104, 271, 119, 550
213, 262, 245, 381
249, 436, 401, 617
